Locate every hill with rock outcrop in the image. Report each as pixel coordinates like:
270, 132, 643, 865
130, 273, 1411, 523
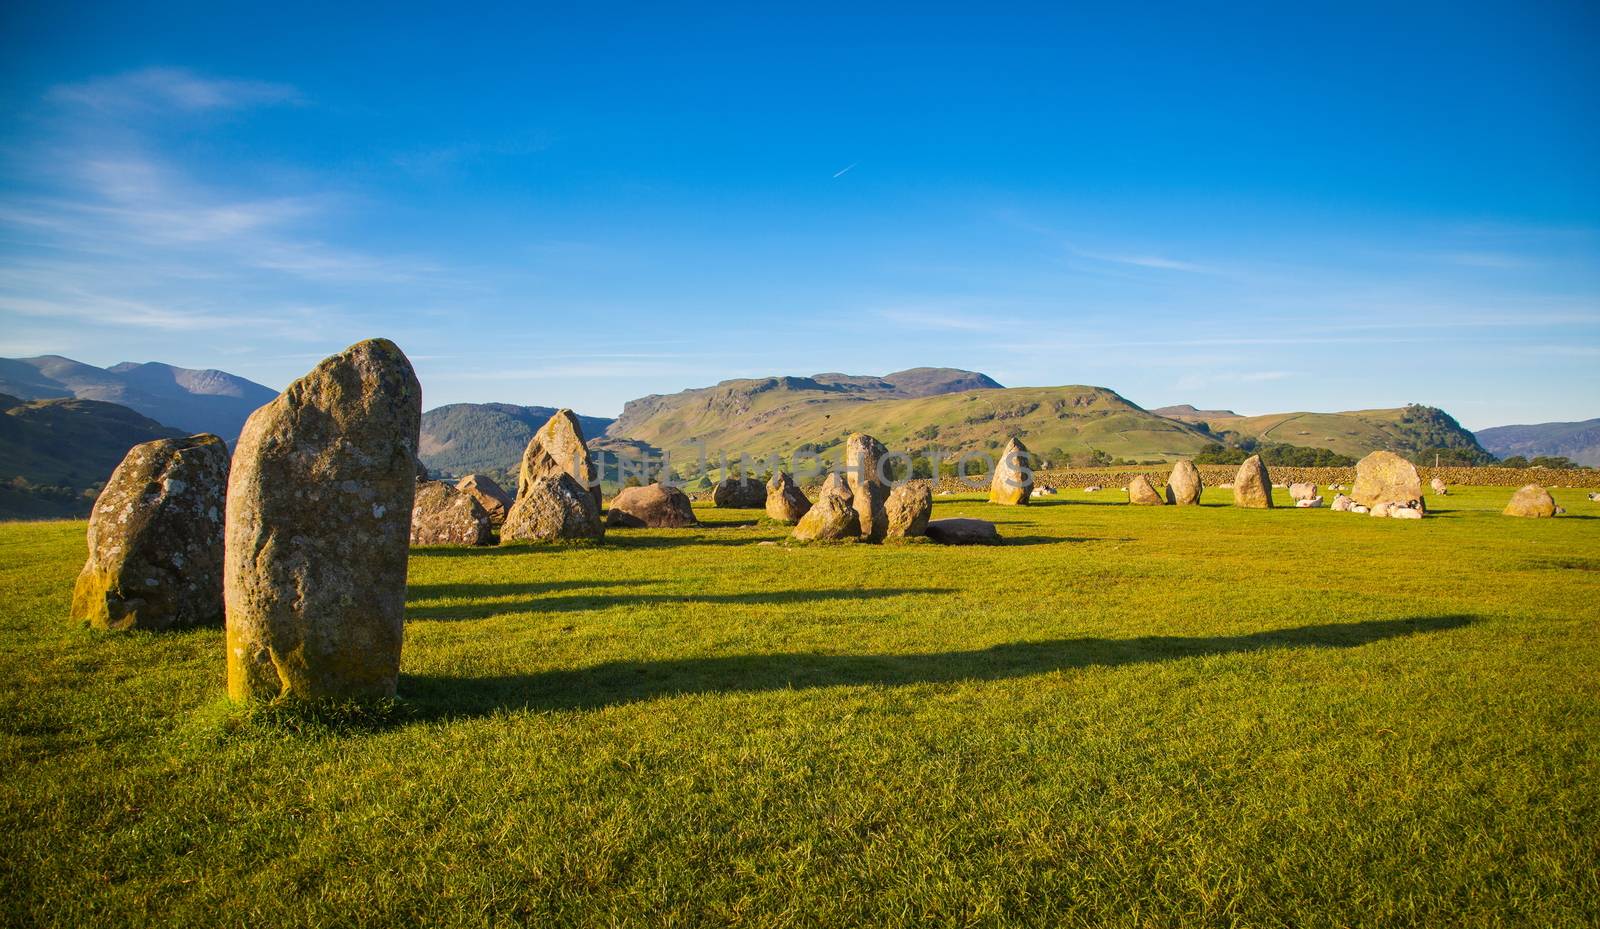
0, 393, 188, 519
1475, 418, 1600, 467
0, 355, 276, 444
1154, 403, 1492, 463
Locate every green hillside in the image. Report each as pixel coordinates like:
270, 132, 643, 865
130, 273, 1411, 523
607, 379, 1213, 467
1160, 404, 1492, 463
419, 403, 615, 482
0, 393, 186, 519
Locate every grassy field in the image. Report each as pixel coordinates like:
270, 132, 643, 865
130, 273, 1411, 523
3, 486, 1598, 927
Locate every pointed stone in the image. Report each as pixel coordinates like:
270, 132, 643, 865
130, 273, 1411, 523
844, 433, 890, 541
792, 473, 861, 541
988, 437, 1034, 505
224, 339, 421, 702
885, 481, 933, 537
454, 473, 512, 527
503, 473, 605, 542
1127, 473, 1165, 505
517, 410, 600, 510
765, 471, 811, 523
71, 434, 229, 631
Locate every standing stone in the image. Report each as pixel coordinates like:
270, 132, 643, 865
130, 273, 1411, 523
845, 433, 891, 542
712, 476, 766, 508
606, 483, 698, 528
411, 481, 492, 546
1127, 474, 1165, 505
225, 339, 421, 702
792, 473, 861, 541
1232, 456, 1274, 508
765, 471, 811, 523
988, 437, 1034, 506
71, 434, 229, 631
455, 473, 512, 527
1503, 485, 1557, 518
885, 481, 933, 537
1352, 450, 1426, 513
503, 473, 605, 542
1164, 459, 1203, 505
1288, 482, 1318, 502
517, 410, 600, 510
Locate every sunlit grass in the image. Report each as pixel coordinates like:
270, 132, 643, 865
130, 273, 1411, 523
2, 486, 1598, 927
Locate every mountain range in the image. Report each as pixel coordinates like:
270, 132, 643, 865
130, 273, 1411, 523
1475, 419, 1600, 467
0, 355, 277, 445
1, 353, 1588, 519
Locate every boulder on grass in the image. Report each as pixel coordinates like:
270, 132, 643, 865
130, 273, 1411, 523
765, 471, 811, 523
1232, 456, 1274, 508
1503, 485, 1557, 518
72, 434, 229, 631
1164, 459, 1203, 505
224, 338, 421, 702
845, 433, 890, 542
988, 437, 1033, 505
712, 476, 766, 508
502, 473, 605, 542
411, 480, 492, 546
885, 481, 933, 537
607, 483, 697, 528
925, 518, 1001, 545
792, 473, 860, 541
455, 473, 513, 526
517, 410, 601, 510
1127, 474, 1165, 505
1352, 450, 1425, 513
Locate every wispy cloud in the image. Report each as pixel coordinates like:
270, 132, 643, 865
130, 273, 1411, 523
48, 67, 301, 113
832, 162, 858, 179
1066, 245, 1218, 274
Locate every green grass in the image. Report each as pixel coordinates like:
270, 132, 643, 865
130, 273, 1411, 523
3, 487, 1599, 927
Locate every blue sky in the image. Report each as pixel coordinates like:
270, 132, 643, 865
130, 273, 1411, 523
1, 3, 1596, 428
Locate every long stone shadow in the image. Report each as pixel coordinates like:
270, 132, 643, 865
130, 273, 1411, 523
407, 579, 658, 602
398, 614, 1474, 719
405, 586, 957, 621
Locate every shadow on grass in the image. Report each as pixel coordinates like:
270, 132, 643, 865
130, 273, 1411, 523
406, 586, 956, 620
397, 614, 1475, 719
408, 579, 657, 602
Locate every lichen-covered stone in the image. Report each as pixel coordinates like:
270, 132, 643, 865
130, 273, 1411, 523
845, 433, 890, 542
71, 434, 229, 631
1127, 474, 1164, 505
765, 471, 811, 523
885, 481, 933, 537
411, 480, 491, 546
1164, 459, 1203, 505
454, 473, 512, 527
607, 483, 697, 528
1353, 451, 1425, 512
1503, 484, 1557, 518
792, 473, 860, 541
988, 437, 1033, 506
517, 409, 600, 510
1232, 456, 1274, 508
712, 476, 766, 508
225, 339, 421, 702
502, 473, 604, 542
925, 518, 1001, 545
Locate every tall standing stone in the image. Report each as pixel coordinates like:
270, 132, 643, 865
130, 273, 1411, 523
503, 473, 605, 542
455, 473, 513, 527
1232, 455, 1274, 508
1352, 451, 1426, 512
845, 433, 890, 542
517, 410, 600, 510
224, 339, 421, 702
1127, 473, 1165, 505
989, 437, 1034, 506
1164, 459, 1203, 505
71, 434, 230, 631
765, 471, 812, 523
885, 481, 933, 537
